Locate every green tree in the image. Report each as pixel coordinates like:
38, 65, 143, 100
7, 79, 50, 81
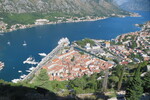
125, 65, 143, 100
114, 65, 123, 77
117, 66, 125, 91
109, 75, 119, 88
142, 71, 150, 93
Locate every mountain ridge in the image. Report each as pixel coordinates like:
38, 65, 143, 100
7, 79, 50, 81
0, 0, 128, 16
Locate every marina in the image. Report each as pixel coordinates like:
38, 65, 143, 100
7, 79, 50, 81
21, 38, 70, 82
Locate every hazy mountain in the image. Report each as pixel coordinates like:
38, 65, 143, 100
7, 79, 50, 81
112, 0, 129, 6
113, 0, 150, 11
0, 0, 128, 16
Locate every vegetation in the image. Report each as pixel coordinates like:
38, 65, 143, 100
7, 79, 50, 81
0, 12, 72, 26
33, 69, 50, 89
0, 61, 149, 99
76, 38, 95, 48
142, 71, 150, 93
128, 53, 143, 61
125, 64, 143, 100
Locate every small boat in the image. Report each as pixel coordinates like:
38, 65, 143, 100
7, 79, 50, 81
20, 74, 26, 79
23, 57, 38, 65
23, 41, 27, 46
29, 67, 35, 71
38, 53, 47, 57
18, 70, 22, 73
26, 70, 31, 73
12, 79, 20, 83
7, 41, 11, 45
0, 62, 4, 70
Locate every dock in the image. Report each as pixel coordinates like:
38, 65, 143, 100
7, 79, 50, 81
21, 38, 70, 82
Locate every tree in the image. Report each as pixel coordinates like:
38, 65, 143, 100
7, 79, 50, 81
125, 65, 143, 100
114, 65, 123, 77
102, 70, 109, 92
117, 66, 125, 91
34, 69, 50, 89
109, 75, 119, 88
142, 71, 150, 93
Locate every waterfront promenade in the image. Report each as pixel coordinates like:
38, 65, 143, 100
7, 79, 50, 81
22, 38, 70, 82
21, 43, 68, 81
22, 44, 63, 81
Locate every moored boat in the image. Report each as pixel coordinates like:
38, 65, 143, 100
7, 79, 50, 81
0, 61, 4, 70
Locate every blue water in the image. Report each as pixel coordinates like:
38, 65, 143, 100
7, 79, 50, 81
0, 11, 150, 81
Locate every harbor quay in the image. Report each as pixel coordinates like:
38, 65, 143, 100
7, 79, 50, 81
21, 38, 70, 82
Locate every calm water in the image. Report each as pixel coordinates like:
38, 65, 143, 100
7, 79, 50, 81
0, 11, 150, 81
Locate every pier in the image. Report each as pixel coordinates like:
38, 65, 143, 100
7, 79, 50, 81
21, 38, 70, 82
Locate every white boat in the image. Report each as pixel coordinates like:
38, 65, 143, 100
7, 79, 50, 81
18, 70, 22, 73
23, 57, 38, 65
0, 62, 4, 70
38, 53, 47, 57
29, 67, 35, 71
12, 79, 20, 83
7, 41, 11, 45
20, 74, 26, 79
23, 41, 27, 46
26, 70, 31, 73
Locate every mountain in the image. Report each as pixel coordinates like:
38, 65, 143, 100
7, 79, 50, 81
0, 0, 128, 16
113, 0, 150, 11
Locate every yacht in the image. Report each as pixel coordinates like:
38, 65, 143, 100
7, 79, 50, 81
23, 41, 27, 46
0, 62, 4, 70
12, 79, 20, 83
38, 53, 47, 57
23, 57, 38, 65
18, 70, 22, 73
7, 41, 11, 45
20, 74, 26, 79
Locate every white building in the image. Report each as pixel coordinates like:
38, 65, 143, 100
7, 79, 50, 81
92, 45, 100, 50
85, 43, 91, 50
105, 41, 110, 48
35, 19, 49, 25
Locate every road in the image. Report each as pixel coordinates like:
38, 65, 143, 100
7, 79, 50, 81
22, 43, 64, 82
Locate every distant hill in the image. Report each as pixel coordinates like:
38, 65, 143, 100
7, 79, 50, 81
113, 0, 150, 11
0, 0, 128, 16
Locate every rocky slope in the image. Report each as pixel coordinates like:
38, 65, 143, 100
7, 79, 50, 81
0, 0, 128, 16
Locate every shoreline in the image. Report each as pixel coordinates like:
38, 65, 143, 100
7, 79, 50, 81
0, 16, 109, 34
0, 13, 141, 34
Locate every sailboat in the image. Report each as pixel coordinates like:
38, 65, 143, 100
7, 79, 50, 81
23, 41, 27, 46
7, 41, 11, 45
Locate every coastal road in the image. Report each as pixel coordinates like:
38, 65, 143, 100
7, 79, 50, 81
22, 43, 64, 82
